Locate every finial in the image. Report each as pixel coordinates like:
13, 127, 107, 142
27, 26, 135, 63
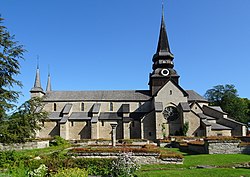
46, 65, 52, 92
48, 64, 50, 76
37, 55, 40, 69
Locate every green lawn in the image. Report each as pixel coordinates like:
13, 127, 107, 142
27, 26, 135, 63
137, 168, 250, 177
137, 148, 250, 177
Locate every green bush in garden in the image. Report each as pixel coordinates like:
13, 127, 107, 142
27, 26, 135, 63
52, 168, 88, 177
111, 152, 140, 177
74, 158, 113, 176
50, 136, 69, 146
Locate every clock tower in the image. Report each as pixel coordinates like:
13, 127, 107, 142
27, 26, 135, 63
149, 6, 179, 95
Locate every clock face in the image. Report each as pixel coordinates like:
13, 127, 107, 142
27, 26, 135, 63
163, 106, 179, 121
160, 69, 169, 76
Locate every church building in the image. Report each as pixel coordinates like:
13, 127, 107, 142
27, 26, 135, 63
31, 7, 246, 140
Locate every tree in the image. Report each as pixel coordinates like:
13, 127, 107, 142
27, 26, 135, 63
0, 97, 48, 143
0, 16, 26, 119
204, 84, 249, 123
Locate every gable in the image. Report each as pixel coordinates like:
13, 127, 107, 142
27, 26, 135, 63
154, 80, 188, 106
190, 102, 203, 114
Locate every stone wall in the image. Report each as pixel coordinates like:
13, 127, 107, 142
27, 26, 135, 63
205, 140, 241, 154
72, 152, 183, 165
0, 140, 50, 151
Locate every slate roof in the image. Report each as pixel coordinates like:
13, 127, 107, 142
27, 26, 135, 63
186, 90, 208, 102
62, 103, 72, 114
99, 112, 122, 120
69, 112, 91, 120
44, 90, 151, 102
211, 123, 232, 130
209, 106, 223, 112
201, 120, 232, 130
60, 116, 69, 123
179, 102, 190, 112
48, 112, 61, 120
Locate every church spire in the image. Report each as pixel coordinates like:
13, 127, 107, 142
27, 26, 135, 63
156, 3, 173, 57
34, 64, 42, 88
30, 60, 45, 97
149, 2, 179, 95
46, 66, 52, 92
154, 2, 174, 62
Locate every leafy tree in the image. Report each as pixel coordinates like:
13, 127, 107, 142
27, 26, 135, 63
0, 97, 48, 143
0, 16, 26, 119
204, 84, 249, 123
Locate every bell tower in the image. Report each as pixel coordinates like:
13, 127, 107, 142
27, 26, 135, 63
149, 4, 179, 95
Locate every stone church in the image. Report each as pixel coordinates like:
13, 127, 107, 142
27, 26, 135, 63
31, 8, 246, 140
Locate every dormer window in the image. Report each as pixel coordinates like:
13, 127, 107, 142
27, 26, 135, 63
53, 103, 57, 111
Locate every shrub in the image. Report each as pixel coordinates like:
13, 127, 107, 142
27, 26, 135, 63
111, 152, 140, 177
5, 163, 29, 177
0, 150, 30, 168
50, 136, 69, 146
74, 158, 113, 176
28, 164, 48, 177
52, 168, 88, 177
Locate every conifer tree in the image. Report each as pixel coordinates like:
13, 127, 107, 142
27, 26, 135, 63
0, 16, 25, 119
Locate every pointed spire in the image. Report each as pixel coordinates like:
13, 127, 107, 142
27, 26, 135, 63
155, 1, 173, 58
30, 58, 44, 93
46, 66, 52, 92
34, 64, 42, 88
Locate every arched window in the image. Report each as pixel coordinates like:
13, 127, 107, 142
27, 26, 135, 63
53, 103, 57, 111
170, 90, 173, 95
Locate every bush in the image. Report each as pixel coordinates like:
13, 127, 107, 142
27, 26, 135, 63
74, 158, 113, 176
50, 136, 69, 146
111, 152, 140, 177
52, 168, 88, 177
28, 164, 48, 177
5, 163, 28, 177
0, 150, 30, 168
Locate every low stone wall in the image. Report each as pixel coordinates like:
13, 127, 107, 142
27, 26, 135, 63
205, 140, 241, 154
0, 140, 50, 151
71, 152, 183, 165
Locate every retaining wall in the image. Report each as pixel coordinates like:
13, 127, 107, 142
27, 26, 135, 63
71, 152, 183, 165
0, 140, 49, 151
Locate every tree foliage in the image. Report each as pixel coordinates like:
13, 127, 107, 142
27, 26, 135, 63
0, 97, 48, 143
0, 16, 26, 119
204, 84, 249, 123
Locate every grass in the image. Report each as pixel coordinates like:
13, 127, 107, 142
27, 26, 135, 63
137, 148, 250, 177
15, 144, 70, 157
137, 168, 250, 177
1, 145, 250, 177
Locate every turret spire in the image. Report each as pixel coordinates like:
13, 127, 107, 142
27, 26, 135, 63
34, 63, 42, 88
46, 65, 52, 92
30, 58, 44, 97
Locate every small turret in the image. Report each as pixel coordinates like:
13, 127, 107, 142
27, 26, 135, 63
30, 65, 45, 98
46, 68, 52, 92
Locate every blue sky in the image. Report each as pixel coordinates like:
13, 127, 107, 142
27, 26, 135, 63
1, 0, 250, 105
